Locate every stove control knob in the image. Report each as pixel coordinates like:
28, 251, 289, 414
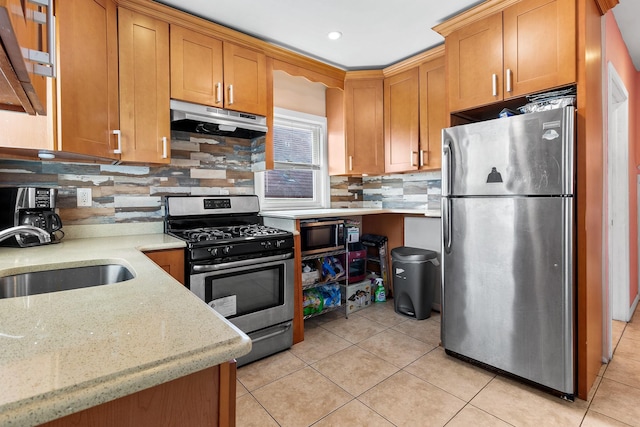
262, 241, 272, 249
222, 246, 232, 254
208, 247, 218, 256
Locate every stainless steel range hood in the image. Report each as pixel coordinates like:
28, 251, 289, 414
170, 99, 268, 139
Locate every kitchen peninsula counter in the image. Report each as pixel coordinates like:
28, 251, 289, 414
0, 234, 251, 426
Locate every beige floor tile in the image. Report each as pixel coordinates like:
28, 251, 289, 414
320, 314, 388, 343
470, 377, 587, 426
236, 379, 249, 398
612, 336, 640, 363
622, 322, 640, 342
581, 410, 634, 427
236, 394, 279, 427
603, 354, 640, 389
312, 345, 399, 396
290, 326, 352, 364
359, 370, 465, 426
445, 405, 511, 427
357, 329, 432, 368
404, 347, 494, 401
237, 350, 307, 391
587, 375, 603, 403
612, 320, 626, 348
357, 302, 408, 327
391, 317, 442, 347
313, 400, 394, 427
590, 378, 640, 426
252, 366, 352, 427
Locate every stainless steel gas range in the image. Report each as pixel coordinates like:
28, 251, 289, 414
165, 195, 295, 367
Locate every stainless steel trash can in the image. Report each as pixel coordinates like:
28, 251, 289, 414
391, 246, 439, 320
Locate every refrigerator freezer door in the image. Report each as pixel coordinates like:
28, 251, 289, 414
441, 196, 574, 394
442, 107, 574, 197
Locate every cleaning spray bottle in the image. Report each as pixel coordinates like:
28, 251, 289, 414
374, 278, 386, 303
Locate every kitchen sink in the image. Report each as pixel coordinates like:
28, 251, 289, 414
0, 264, 135, 299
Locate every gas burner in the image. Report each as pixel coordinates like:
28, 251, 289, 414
185, 227, 232, 242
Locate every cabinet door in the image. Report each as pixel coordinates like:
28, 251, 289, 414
170, 25, 224, 108
222, 43, 267, 116
446, 12, 503, 112
503, 0, 575, 98
145, 249, 185, 285
345, 78, 384, 175
384, 67, 419, 173
118, 9, 170, 164
57, 0, 119, 160
419, 57, 445, 170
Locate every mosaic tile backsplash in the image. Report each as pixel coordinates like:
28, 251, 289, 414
0, 131, 441, 226
0, 132, 257, 225
330, 172, 442, 211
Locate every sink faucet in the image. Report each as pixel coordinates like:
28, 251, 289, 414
0, 226, 52, 245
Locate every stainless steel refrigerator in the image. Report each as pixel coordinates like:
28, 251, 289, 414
441, 106, 575, 398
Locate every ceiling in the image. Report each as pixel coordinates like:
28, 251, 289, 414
158, 0, 640, 71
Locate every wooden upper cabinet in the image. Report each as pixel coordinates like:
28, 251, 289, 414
223, 43, 268, 116
118, 8, 171, 164
384, 67, 420, 173
327, 75, 384, 176
170, 25, 224, 108
445, 0, 576, 113
446, 12, 503, 113
502, 0, 576, 98
419, 57, 446, 170
170, 26, 267, 116
57, 0, 120, 160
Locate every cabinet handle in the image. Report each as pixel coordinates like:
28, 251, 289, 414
420, 149, 425, 167
348, 156, 353, 171
492, 74, 497, 97
216, 82, 222, 104
410, 151, 418, 167
228, 84, 234, 105
162, 136, 168, 159
112, 130, 122, 154
506, 68, 512, 93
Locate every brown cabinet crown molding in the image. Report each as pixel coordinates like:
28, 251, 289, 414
383, 44, 445, 77
433, 0, 523, 37
116, 0, 345, 85
594, 0, 619, 14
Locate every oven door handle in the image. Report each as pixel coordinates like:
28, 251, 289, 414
251, 321, 292, 344
192, 253, 293, 272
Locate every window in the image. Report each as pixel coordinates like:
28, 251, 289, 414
255, 108, 329, 210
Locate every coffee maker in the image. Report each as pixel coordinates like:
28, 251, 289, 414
0, 187, 63, 247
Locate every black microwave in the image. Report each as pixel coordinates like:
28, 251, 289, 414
300, 219, 345, 256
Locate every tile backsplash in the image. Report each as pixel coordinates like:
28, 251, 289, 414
330, 171, 442, 211
0, 132, 441, 227
0, 131, 258, 225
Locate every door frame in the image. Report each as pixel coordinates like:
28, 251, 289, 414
605, 61, 631, 358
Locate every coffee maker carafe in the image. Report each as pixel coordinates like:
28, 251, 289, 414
0, 187, 64, 247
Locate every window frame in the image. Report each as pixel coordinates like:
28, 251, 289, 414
255, 107, 329, 211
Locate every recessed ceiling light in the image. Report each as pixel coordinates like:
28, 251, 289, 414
327, 31, 342, 40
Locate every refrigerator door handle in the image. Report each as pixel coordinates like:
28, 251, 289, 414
442, 136, 452, 196
443, 197, 452, 254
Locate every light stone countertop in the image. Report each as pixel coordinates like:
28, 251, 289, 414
0, 234, 251, 427
260, 207, 441, 220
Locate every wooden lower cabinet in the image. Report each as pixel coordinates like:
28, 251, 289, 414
144, 248, 185, 285
40, 362, 236, 427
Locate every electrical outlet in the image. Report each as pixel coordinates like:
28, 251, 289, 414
77, 188, 92, 207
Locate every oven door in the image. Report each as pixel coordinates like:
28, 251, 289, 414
189, 254, 294, 334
